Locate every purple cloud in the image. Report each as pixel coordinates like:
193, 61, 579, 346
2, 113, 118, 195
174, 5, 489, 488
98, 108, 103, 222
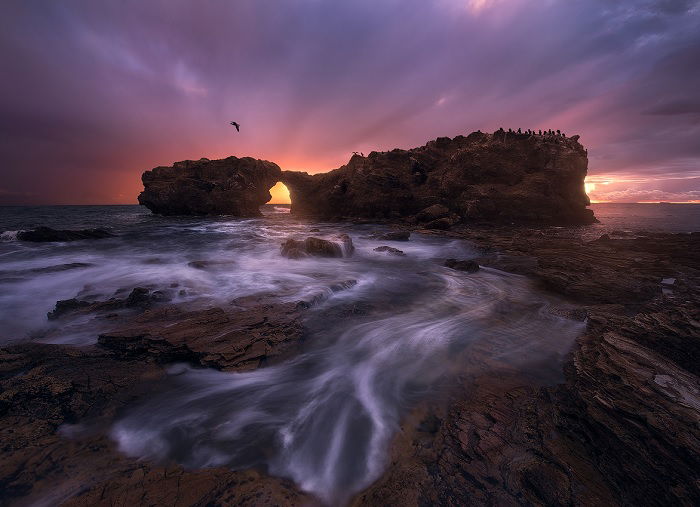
1, 0, 699, 204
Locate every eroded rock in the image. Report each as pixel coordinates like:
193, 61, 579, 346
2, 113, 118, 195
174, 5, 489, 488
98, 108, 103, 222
281, 234, 354, 259
98, 297, 304, 371
444, 258, 480, 273
17, 227, 114, 242
138, 156, 282, 216
282, 131, 595, 225
374, 246, 406, 256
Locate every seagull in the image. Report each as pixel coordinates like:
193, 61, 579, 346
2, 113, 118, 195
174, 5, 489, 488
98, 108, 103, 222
230, 121, 240, 132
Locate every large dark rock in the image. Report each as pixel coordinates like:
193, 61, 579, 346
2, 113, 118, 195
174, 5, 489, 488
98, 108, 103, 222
138, 156, 282, 216
137, 131, 595, 225
17, 227, 114, 242
280, 234, 355, 259
283, 131, 595, 225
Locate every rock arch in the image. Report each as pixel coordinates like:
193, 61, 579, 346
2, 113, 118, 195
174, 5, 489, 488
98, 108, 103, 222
139, 131, 596, 225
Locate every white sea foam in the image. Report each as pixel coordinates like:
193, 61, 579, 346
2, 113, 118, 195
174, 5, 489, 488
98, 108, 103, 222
1, 207, 584, 504
0, 230, 20, 241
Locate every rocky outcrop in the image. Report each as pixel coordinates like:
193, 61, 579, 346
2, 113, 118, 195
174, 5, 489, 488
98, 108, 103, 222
0, 343, 310, 506
138, 131, 595, 224
138, 156, 282, 216
355, 230, 700, 506
374, 246, 406, 256
98, 296, 305, 371
284, 131, 595, 225
17, 227, 114, 242
444, 258, 480, 272
280, 234, 355, 259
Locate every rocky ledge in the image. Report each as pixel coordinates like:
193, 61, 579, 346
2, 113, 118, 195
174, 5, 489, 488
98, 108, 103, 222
138, 131, 595, 225
2, 229, 697, 505
356, 228, 700, 506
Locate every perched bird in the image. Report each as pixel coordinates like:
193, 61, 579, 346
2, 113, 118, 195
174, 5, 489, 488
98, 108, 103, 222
230, 121, 240, 132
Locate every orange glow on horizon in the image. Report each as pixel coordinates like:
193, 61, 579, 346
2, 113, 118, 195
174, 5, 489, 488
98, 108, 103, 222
267, 181, 291, 204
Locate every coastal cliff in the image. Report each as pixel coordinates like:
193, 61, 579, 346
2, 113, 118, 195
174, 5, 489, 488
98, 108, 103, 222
138, 131, 595, 225
286, 131, 594, 225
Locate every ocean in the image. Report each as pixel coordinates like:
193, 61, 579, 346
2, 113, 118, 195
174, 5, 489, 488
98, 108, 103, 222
0, 202, 697, 502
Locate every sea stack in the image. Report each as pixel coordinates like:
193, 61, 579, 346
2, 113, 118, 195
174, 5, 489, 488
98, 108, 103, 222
138, 156, 282, 216
284, 131, 595, 225
138, 131, 595, 225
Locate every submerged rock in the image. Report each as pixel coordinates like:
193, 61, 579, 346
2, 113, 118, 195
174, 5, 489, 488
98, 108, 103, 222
46, 287, 168, 320
369, 231, 411, 241
47, 298, 93, 320
444, 258, 480, 273
374, 246, 406, 256
17, 227, 114, 242
280, 234, 354, 259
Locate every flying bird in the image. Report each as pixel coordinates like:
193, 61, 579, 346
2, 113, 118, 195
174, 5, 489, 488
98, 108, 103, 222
230, 121, 240, 132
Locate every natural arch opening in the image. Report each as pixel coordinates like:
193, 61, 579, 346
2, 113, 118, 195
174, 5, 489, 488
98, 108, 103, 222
263, 181, 292, 213
266, 182, 291, 204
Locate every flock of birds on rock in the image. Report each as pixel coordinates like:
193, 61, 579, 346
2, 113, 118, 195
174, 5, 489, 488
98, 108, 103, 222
496, 127, 567, 138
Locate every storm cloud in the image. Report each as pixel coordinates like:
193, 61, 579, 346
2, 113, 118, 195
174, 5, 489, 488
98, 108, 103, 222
1, 0, 698, 204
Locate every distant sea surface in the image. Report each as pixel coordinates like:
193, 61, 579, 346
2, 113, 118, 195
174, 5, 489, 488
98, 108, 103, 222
1, 202, 698, 235
589, 203, 700, 234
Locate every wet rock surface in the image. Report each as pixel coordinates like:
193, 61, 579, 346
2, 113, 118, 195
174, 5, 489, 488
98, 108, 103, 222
0, 343, 311, 506
2, 226, 699, 506
16, 226, 114, 242
47, 287, 169, 320
355, 228, 700, 506
374, 246, 406, 256
98, 296, 305, 371
280, 234, 355, 259
444, 258, 480, 273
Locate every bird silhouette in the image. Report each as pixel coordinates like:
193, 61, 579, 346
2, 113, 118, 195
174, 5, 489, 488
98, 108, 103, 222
230, 121, 240, 132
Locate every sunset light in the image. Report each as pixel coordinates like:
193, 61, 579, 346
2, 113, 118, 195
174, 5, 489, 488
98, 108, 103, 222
1, 2, 698, 506
267, 182, 291, 204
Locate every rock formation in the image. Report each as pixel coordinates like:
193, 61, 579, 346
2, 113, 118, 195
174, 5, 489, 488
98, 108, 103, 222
138, 156, 282, 216
17, 227, 114, 242
138, 131, 595, 225
280, 234, 355, 259
285, 132, 594, 225
355, 230, 700, 506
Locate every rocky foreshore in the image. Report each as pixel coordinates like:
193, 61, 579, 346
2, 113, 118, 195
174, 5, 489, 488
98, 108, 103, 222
354, 226, 700, 506
2, 225, 698, 505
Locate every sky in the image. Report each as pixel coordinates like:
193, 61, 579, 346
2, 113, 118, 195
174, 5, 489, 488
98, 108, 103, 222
1, 0, 699, 205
